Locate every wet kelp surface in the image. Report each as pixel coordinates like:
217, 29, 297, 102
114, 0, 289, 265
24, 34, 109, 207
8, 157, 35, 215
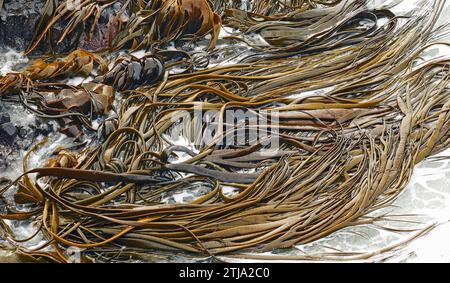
0, 0, 449, 262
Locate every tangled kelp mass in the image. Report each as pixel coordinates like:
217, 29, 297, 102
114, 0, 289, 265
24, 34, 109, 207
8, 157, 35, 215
0, 0, 449, 262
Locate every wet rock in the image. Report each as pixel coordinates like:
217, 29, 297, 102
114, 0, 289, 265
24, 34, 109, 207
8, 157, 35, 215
0, 112, 11, 124
30, 119, 55, 136
0, 0, 46, 52
166, 197, 176, 204
0, 197, 6, 214
17, 127, 28, 139
0, 177, 10, 186
77, 4, 127, 52
182, 195, 195, 203
0, 0, 123, 54
0, 122, 17, 141
197, 187, 210, 196
0, 157, 4, 170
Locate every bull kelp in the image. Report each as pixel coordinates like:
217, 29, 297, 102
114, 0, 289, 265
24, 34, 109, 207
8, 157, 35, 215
0, 0, 449, 262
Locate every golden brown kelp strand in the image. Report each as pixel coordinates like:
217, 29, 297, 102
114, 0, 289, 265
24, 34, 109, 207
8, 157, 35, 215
0, 49, 107, 95
5, 71, 448, 255
211, 0, 343, 16
223, 0, 399, 60
26, 0, 125, 54
0, 50, 113, 138
26, 0, 344, 54
26, 0, 223, 54
117, 0, 222, 51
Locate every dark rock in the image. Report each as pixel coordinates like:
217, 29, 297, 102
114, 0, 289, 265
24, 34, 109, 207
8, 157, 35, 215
166, 197, 176, 204
195, 187, 211, 197
0, 195, 6, 214
30, 119, 55, 136
0, 0, 124, 54
17, 127, 28, 138
0, 0, 46, 52
0, 112, 11, 124
0, 122, 18, 141
0, 177, 11, 187
182, 195, 194, 203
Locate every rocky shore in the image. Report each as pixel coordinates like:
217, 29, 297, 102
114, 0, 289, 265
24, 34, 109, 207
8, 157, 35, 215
0, 0, 122, 54
0, 0, 46, 52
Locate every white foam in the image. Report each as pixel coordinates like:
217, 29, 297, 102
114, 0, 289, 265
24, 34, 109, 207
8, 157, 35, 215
0, 48, 28, 75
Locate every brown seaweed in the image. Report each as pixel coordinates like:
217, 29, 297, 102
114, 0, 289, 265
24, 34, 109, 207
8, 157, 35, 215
0, 0, 449, 263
